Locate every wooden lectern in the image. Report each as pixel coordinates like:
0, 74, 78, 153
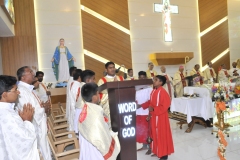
99, 79, 153, 160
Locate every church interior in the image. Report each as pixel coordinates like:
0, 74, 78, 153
0, 0, 240, 160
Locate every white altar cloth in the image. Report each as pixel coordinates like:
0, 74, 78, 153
171, 97, 214, 123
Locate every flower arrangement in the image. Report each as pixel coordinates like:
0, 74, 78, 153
234, 80, 240, 97
217, 129, 228, 160
215, 101, 228, 160
212, 81, 235, 102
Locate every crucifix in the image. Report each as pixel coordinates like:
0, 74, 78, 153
154, 0, 179, 42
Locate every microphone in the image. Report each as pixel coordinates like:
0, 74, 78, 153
115, 66, 122, 73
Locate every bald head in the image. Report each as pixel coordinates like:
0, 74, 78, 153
232, 62, 237, 68
148, 62, 154, 70
160, 66, 166, 73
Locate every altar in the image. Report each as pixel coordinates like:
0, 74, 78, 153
171, 87, 214, 132
171, 97, 214, 132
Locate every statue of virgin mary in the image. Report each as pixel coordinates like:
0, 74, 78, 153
51, 38, 75, 82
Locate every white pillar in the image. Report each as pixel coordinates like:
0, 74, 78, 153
227, 0, 240, 65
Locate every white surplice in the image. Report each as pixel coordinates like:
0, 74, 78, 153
0, 102, 40, 160
66, 76, 74, 120
16, 81, 51, 160
69, 81, 83, 133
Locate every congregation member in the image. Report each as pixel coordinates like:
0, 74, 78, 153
69, 69, 83, 133
173, 66, 187, 97
229, 62, 240, 82
81, 70, 96, 84
73, 70, 96, 135
78, 83, 120, 160
160, 66, 174, 99
190, 64, 204, 86
218, 64, 230, 82
145, 76, 174, 160
0, 75, 40, 160
16, 66, 51, 160
66, 66, 77, 121
35, 71, 51, 102
125, 69, 136, 80
203, 62, 217, 84
98, 62, 124, 122
135, 71, 152, 154
146, 62, 158, 79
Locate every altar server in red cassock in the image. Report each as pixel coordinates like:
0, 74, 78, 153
147, 75, 174, 160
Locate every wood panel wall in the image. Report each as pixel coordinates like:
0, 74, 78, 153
0, 0, 37, 76
81, 0, 132, 82
198, 0, 230, 73
81, 0, 129, 29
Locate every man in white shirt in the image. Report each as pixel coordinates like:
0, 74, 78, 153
160, 66, 174, 99
0, 75, 40, 160
16, 66, 51, 160
66, 66, 77, 120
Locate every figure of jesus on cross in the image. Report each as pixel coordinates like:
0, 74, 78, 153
154, 0, 178, 42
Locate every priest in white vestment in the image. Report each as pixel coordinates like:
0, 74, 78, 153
160, 66, 174, 99
218, 64, 230, 82
15, 66, 51, 160
229, 62, 240, 82
69, 69, 83, 133
173, 66, 187, 97
146, 62, 158, 79
190, 64, 204, 86
98, 62, 124, 124
0, 75, 40, 160
203, 62, 217, 84
125, 69, 137, 80
66, 66, 77, 121
78, 83, 120, 160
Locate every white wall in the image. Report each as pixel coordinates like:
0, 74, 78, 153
128, 0, 201, 77
228, 0, 240, 65
34, 0, 84, 83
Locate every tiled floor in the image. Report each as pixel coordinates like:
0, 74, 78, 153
137, 119, 240, 160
